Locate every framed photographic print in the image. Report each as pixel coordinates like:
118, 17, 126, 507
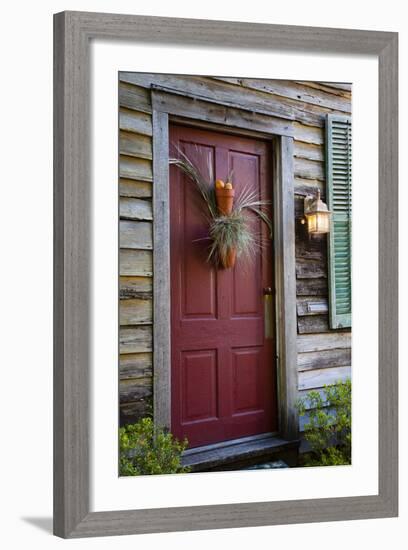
53, 11, 398, 538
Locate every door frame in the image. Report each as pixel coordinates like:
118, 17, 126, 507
151, 86, 298, 440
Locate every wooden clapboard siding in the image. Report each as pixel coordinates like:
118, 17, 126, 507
296, 258, 326, 279
120, 326, 152, 354
120, 179, 152, 198
119, 378, 153, 403
293, 123, 324, 145
120, 156, 153, 181
294, 177, 324, 198
119, 221, 152, 250
120, 131, 153, 159
118, 74, 352, 429
298, 366, 351, 391
118, 93, 155, 423
119, 82, 152, 113
298, 348, 351, 371
297, 332, 351, 353
296, 81, 352, 97
120, 197, 153, 221
120, 249, 152, 276
213, 77, 351, 114
294, 157, 325, 181
120, 276, 152, 299
120, 353, 152, 380
120, 353, 153, 380
121, 73, 315, 125
294, 141, 324, 162
120, 298, 153, 326
296, 278, 327, 296
298, 315, 330, 334
119, 108, 153, 136
120, 400, 152, 425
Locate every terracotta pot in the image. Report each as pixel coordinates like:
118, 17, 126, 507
215, 188, 235, 216
220, 246, 237, 269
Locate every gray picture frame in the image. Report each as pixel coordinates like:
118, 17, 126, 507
53, 11, 398, 538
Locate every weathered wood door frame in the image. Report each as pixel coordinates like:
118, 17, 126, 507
151, 86, 298, 440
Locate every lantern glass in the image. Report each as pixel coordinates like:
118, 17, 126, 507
306, 211, 330, 234
304, 190, 331, 235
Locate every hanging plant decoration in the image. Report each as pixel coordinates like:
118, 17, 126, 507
170, 146, 272, 269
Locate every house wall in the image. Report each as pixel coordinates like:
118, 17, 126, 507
118, 74, 352, 433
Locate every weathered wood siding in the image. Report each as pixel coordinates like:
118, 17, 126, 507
118, 82, 153, 424
118, 74, 352, 430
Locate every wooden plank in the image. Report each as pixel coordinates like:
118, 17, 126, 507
119, 249, 152, 276
295, 234, 326, 261
294, 141, 324, 162
152, 89, 293, 138
298, 366, 351, 390
182, 435, 298, 471
120, 353, 152, 379
294, 177, 324, 197
296, 81, 352, 98
298, 314, 330, 334
293, 122, 324, 145
122, 73, 324, 127
120, 197, 153, 221
152, 109, 171, 430
119, 81, 152, 113
120, 276, 152, 300
120, 297, 153, 326
294, 158, 325, 181
297, 348, 351, 371
296, 258, 327, 279
214, 77, 351, 114
119, 378, 153, 403
119, 179, 152, 198
119, 220, 153, 250
296, 277, 327, 296
297, 332, 351, 353
119, 326, 152, 354
120, 156, 153, 182
119, 131, 152, 159
120, 400, 151, 425
297, 298, 328, 316
320, 82, 353, 92
119, 108, 152, 136
273, 135, 299, 440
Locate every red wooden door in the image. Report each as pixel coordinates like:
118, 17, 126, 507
170, 124, 277, 448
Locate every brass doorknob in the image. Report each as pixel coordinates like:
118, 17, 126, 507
263, 287, 273, 295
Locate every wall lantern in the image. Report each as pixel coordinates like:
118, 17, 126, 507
302, 189, 331, 235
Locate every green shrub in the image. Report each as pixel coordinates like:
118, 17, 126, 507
296, 379, 351, 467
119, 417, 190, 476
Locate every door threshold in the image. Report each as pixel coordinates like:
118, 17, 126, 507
181, 433, 299, 472
183, 432, 278, 456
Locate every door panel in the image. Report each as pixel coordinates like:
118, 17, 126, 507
181, 349, 218, 423
170, 124, 277, 448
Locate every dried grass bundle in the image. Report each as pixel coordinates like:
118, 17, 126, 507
170, 145, 272, 267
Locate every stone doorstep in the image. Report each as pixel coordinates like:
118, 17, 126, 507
181, 434, 300, 472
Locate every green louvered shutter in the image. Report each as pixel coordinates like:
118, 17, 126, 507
326, 114, 352, 329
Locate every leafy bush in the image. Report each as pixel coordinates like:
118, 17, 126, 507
119, 417, 190, 476
296, 379, 351, 466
